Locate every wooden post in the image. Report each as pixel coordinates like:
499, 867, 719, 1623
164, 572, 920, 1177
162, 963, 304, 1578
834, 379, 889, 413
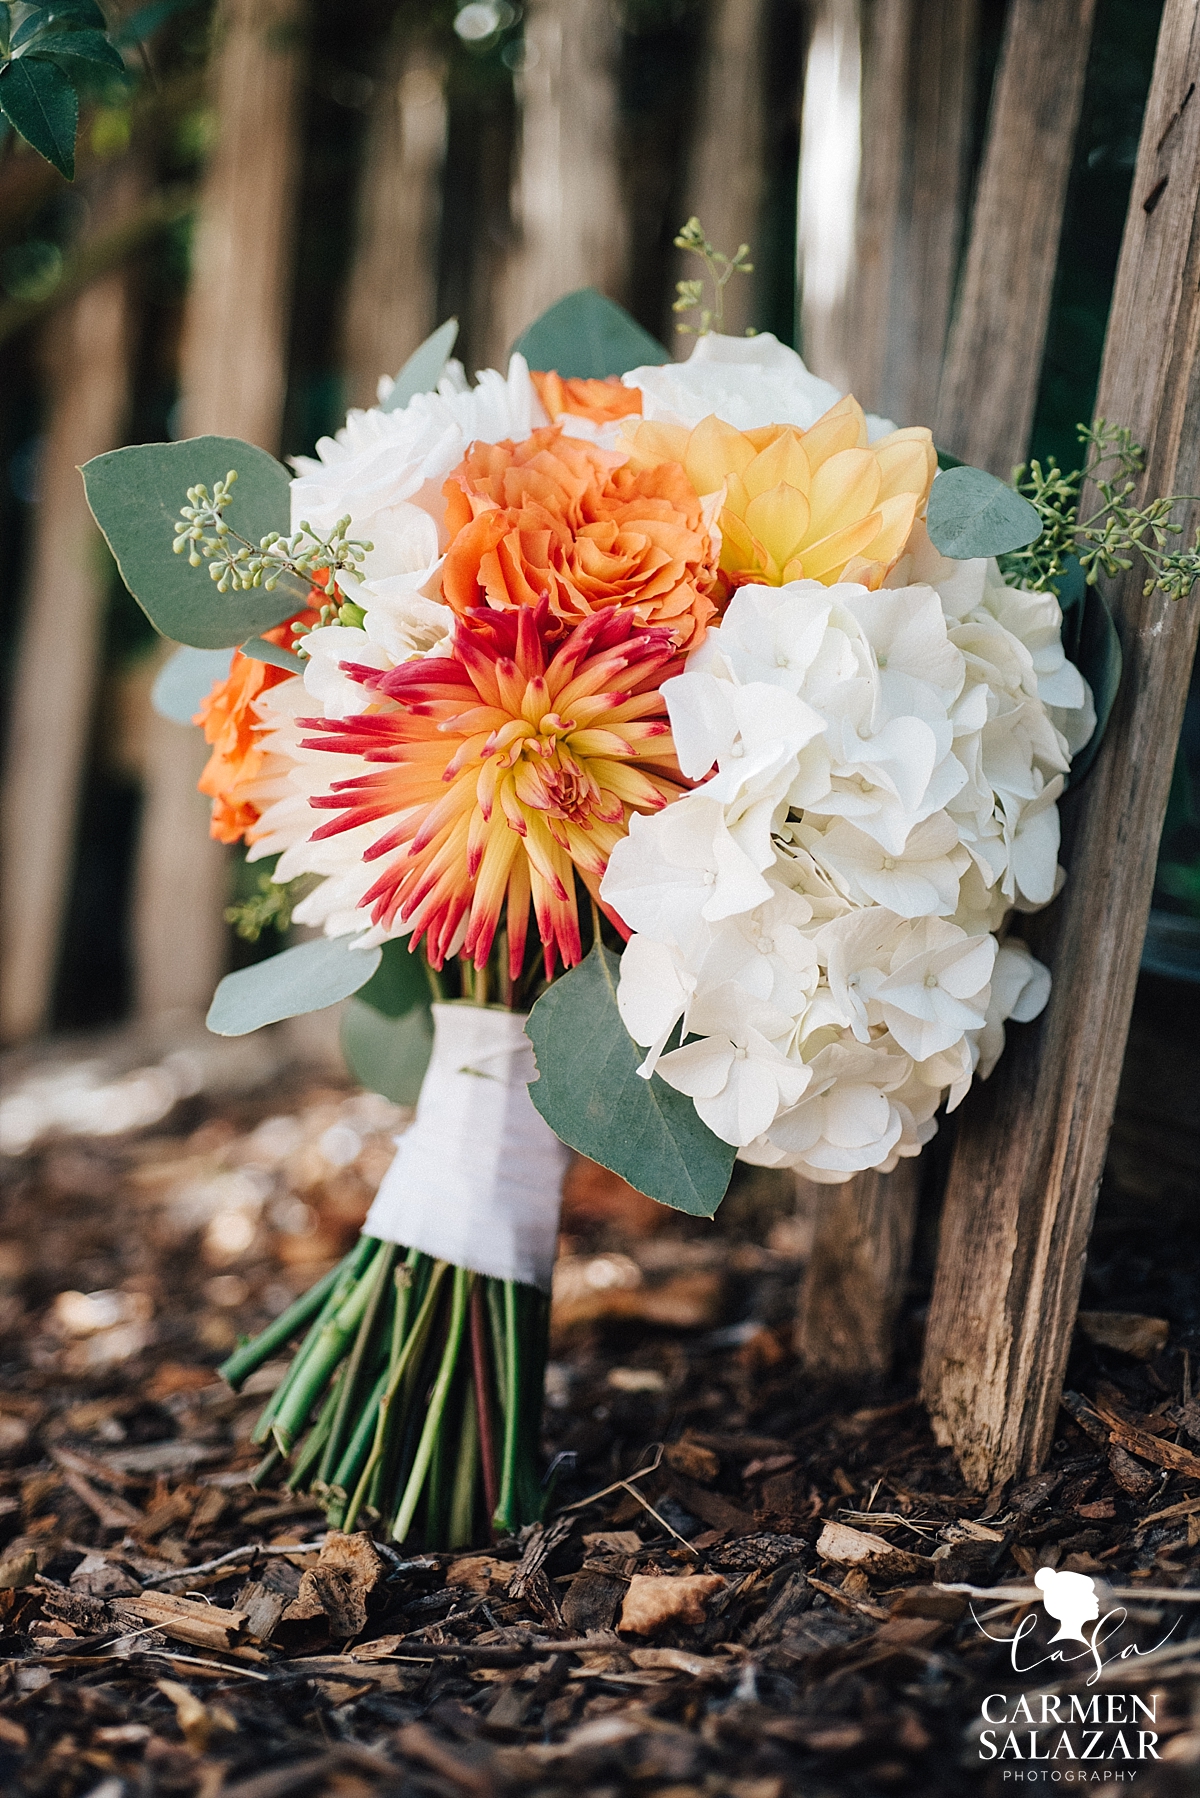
0, 168, 140, 1042
796, 1161, 921, 1380
797, 0, 978, 423
496, 0, 628, 362
934, 0, 1098, 475
340, 35, 448, 412
921, 0, 1200, 1493
132, 0, 304, 1019
880, 0, 978, 426
678, 0, 767, 341
791, 2, 977, 1378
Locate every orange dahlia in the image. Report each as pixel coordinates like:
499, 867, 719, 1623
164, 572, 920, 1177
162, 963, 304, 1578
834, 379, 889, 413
301, 602, 687, 980
440, 426, 719, 650
530, 369, 643, 425
194, 611, 317, 845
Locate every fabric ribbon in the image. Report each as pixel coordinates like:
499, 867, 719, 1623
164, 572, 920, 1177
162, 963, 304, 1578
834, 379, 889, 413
362, 1001, 568, 1291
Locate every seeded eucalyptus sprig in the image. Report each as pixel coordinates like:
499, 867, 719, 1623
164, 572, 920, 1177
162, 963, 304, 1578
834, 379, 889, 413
172, 470, 373, 598
673, 215, 754, 336
226, 871, 316, 943
999, 421, 1200, 602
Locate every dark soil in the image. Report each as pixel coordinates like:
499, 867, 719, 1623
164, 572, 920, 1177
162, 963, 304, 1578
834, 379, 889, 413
1, 1058, 1198, 1797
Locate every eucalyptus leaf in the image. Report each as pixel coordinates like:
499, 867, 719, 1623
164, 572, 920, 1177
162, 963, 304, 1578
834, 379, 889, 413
512, 288, 670, 380
1066, 583, 1122, 786
341, 997, 433, 1104
206, 935, 381, 1036
151, 644, 232, 724
381, 317, 460, 413
241, 635, 305, 673
356, 937, 430, 1019
926, 464, 1042, 560
82, 436, 297, 648
525, 941, 737, 1216
0, 54, 76, 176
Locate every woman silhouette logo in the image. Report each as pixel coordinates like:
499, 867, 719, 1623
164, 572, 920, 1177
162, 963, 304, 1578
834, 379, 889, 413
1035, 1567, 1101, 1643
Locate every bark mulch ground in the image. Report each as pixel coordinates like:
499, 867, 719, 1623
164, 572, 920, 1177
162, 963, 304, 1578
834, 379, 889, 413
1, 1061, 1198, 1797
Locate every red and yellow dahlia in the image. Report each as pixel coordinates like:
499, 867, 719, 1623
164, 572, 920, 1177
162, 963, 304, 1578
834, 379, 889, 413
301, 602, 687, 980
440, 426, 719, 649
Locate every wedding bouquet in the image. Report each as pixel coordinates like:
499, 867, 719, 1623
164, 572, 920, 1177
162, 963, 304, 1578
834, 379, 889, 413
84, 277, 1096, 1547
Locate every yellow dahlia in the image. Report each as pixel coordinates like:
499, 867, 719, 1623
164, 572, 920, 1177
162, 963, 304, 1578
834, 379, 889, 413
623, 395, 936, 596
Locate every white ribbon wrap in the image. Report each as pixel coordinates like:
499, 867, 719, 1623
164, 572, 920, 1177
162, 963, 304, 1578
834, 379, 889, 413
362, 1002, 569, 1292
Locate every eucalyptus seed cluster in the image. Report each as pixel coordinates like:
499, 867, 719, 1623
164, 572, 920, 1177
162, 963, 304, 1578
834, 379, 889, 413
172, 470, 373, 596
673, 214, 754, 337
1001, 421, 1200, 603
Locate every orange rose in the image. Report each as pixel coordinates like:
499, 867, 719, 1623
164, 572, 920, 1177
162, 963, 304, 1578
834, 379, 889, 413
531, 370, 643, 425
195, 610, 316, 844
441, 426, 718, 649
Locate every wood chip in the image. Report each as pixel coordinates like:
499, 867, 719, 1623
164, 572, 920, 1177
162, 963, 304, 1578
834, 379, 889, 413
1092, 1400, 1200, 1478
1077, 1310, 1170, 1359
116, 1590, 249, 1652
815, 1520, 935, 1582
617, 1572, 726, 1635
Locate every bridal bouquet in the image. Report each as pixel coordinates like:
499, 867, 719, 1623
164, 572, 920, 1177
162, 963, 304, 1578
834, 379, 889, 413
84, 278, 1095, 1547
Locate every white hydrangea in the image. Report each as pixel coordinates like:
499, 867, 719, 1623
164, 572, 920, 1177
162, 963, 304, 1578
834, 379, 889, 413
601, 559, 1092, 1183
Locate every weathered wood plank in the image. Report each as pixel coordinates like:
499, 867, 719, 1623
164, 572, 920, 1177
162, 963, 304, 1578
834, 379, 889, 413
496, 0, 628, 360
799, 0, 978, 426
934, 0, 1097, 474
679, 0, 767, 340
880, 0, 979, 425
795, 1161, 920, 1380
0, 168, 140, 1041
341, 37, 447, 411
132, 0, 305, 1018
921, 0, 1200, 1491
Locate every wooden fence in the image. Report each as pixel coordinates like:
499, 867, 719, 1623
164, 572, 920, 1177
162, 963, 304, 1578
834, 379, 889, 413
0, 0, 1194, 1495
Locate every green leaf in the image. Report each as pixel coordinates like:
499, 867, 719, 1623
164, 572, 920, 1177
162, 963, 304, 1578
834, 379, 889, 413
1066, 583, 1122, 786
27, 27, 126, 70
0, 55, 77, 176
207, 935, 382, 1036
81, 436, 297, 648
340, 997, 433, 1104
511, 288, 670, 380
241, 635, 304, 673
525, 941, 737, 1216
381, 317, 459, 413
151, 644, 232, 723
926, 464, 1042, 560
356, 937, 430, 1018
15, 1, 106, 39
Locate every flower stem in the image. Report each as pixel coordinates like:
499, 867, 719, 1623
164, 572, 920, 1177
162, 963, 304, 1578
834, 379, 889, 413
317, 1242, 397, 1485
469, 1280, 499, 1522
493, 1279, 522, 1533
342, 1258, 449, 1534
272, 1241, 388, 1453
447, 1383, 480, 1549
391, 1266, 472, 1543
219, 1256, 345, 1391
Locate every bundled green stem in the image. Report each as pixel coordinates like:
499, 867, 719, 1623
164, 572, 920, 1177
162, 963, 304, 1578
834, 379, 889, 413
219, 1238, 550, 1549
